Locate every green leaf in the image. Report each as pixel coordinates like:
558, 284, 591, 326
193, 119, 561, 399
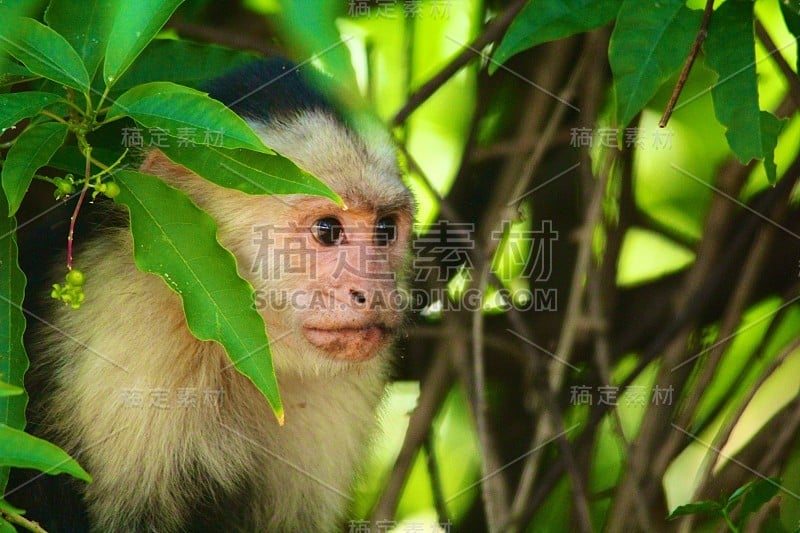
102, 0, 184, 86
1, 121, 69, 215
667, 500, 723, 519
114, 170, 283, 421
107, 82, 270, 153
0, 91, 60, 131
703, 0, 771, 165
0, 57, 33, 87
491, 0, 623, 73
610, 0, 702, 127
0, 423, 90, 482
158, 143, 341, 202
727, 479, 756, 506
45, 0, 119, 81
759, 111, 786, 184
0, 16, 90, 92
0, 191, 28, 493
738, 477, 781, 522
111, 39, 258, 94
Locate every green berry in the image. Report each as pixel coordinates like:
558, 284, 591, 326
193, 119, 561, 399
66, 269, 86, 287
103, 182, 120, 199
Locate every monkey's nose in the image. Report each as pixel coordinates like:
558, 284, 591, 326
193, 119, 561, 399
350, 289, 367, 305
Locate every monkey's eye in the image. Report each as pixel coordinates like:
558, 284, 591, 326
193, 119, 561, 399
374, 216, 397, 246
312, 217, 344, 246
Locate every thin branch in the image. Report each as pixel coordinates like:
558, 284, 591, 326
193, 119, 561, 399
503, 310, 593, 533
424, 432, 450, 524
391, 0, 528, 126
659, 0, 715, 127
0, 509, 47, 533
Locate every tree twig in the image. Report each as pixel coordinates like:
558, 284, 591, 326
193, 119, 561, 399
391, 0, 528, 126
659, 0, 715, 127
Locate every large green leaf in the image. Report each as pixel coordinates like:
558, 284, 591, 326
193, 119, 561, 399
107, 82, 271, 153
491, 0, 623, 72
114, 170, 283, 421
0, 192, 28, 493
610, 0, 701, 127
704, 0, 783, 181
0, 91, 60, 131
158, 143, 341, 202
102, 0, 184, 86
1, 121, 68, 215
45, 0, 119, 81
0, 16, 89, 93
0, 424, 90, 482
0, 57, 33, 87
111, 39, 259, 94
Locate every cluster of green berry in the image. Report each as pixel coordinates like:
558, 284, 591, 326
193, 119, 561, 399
52, 174, 121, 200
51, 269, 86, 309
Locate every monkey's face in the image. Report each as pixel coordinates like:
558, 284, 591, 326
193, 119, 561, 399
140, 112, 415, 377
250, 195, 413, 370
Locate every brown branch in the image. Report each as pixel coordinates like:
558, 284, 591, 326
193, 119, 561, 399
606, 156, 749, 529
391, 0, 528, 126
503, 310, 593, 533
659, 0, 715, 128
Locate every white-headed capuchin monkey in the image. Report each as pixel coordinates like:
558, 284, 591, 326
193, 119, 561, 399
9, 59, 414, 532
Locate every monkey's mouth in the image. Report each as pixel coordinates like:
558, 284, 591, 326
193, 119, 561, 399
302, 324, 392, 362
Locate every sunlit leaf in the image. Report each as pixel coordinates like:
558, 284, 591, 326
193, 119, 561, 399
0, 424, 90, 482
1, 121, 68, 215
610, 0, 701, 127
0, 16, 89, 92
491, 0, 622, 72
107, 82, 271, 153
158, 143, 341, 203
102, 0, 183, 86
114, 170, 283, 421
0, 383, 23, 398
